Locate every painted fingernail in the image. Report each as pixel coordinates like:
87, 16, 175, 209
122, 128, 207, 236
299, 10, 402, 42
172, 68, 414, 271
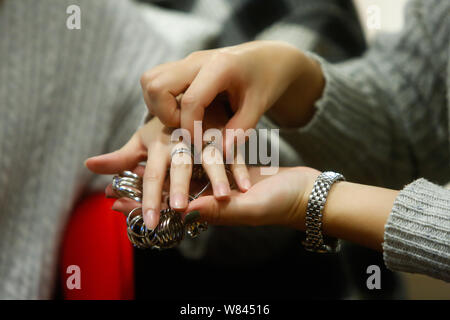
242, 178, 251, 191
215, 182, 231, 198
184, 211, 200, 224
111, 203, 118, 211
144, 209, 158, 230
171, 193, 187, 209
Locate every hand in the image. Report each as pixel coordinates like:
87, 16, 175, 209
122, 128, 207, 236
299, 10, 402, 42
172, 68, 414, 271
99, 163, 399, 252
85, 103, 251, 230
140, 40, 325, 154
101, 164, 214, 217
184, 166, 321, 230
184, 166, 398, 252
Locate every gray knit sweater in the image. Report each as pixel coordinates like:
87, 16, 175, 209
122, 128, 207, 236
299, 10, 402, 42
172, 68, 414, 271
284, 0, 449, 282
1, 0, 448, 300
0, 0, 367, 299
0, 0, 180, 299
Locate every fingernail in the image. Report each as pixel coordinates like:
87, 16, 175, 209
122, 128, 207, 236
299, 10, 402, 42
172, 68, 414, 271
171, 193, 187, 209
144, 209, 158, 230
184, 211, 200, 224
215, 182, 230, 198
242, 178, 251, 191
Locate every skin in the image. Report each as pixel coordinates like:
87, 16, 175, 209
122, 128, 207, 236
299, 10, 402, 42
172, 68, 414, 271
101, 165, 398, 251
85, 100, 250, 229
139, 41, 324, 146
86, 40, 400, 252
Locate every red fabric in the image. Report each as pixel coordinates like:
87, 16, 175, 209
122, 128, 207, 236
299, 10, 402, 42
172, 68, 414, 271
60, 193, 134, 300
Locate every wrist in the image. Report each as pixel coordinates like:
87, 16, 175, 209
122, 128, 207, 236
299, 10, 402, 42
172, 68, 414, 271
301, 171, 345, 253
268, 52, 325, 128
322, 182, 399, 251
291, 169, 321, 231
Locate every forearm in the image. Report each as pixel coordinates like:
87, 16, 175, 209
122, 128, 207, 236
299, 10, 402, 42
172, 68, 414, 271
296, 176, 450, 281
321, 182, 399, 251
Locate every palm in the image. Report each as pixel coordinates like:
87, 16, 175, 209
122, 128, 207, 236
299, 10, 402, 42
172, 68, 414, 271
187, 166, 319, 228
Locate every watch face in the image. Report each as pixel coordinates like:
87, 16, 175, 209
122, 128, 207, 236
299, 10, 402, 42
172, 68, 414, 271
322, 171, 339, 180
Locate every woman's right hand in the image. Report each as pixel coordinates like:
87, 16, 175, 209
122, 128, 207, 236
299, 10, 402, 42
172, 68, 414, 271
140, 40, 325, 154
85, 103, 250, 230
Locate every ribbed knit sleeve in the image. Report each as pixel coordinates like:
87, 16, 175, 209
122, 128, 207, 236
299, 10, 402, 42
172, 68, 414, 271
282, 0, 450, 190
282, 0, 450, 280
0, 0, 185, 299
383, 179, 450, 282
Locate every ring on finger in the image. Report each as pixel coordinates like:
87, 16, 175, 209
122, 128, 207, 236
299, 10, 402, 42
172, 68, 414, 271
171, 146, 192, 159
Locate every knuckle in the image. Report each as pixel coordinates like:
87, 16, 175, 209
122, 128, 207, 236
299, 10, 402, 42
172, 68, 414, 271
211, 50, 232, 62
202, 148, 223, 165
171, 159, 192, 170
180, 93, 198, 109
145, 79, 164, 96
140, 70, 158, 87
185, 50, 205, 61
144, 169, 162, 183
211, 51, 238, 74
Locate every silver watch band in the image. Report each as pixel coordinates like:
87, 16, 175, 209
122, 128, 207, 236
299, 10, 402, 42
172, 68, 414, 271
302, 171, 345, 253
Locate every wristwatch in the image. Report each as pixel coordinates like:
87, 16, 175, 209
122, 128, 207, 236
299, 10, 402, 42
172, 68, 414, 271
302, 171, 345, 253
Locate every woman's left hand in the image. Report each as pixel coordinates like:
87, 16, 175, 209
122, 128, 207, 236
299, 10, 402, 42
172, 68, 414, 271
184, 166, 320, 229
103, 165, 320, 230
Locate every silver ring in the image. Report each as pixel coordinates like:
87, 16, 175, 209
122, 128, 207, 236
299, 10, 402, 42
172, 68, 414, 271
171, 147, 192, 159
203, 140, 219, 148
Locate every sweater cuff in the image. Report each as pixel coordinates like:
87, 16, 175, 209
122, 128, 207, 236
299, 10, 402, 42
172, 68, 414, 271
383, 179, 450, 282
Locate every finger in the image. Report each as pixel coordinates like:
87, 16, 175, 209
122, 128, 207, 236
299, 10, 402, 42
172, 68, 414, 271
229, 151, 251, 192
141, 61, 200, 128
202, 144, 231, 199
105, 184, 116, 198
223, 95, 262, 158
180, 58, 233, 137
85, 133, 145, 174
142, 145, 170, 230
169, 143, 192, 211
111, 198, 141, 216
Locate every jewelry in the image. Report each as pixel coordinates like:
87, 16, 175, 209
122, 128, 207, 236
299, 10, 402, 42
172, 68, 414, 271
302, 171, 344, 253
112, 164, 227, 250
171, 146, 192, 159
203, 140, 218, 148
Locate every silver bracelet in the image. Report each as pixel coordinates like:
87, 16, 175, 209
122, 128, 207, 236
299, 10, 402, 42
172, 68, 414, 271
302, 171, 345, 253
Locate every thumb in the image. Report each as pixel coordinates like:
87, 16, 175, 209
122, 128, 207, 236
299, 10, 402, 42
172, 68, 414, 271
85, 133, 146, 174
184, 193, 263, 226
